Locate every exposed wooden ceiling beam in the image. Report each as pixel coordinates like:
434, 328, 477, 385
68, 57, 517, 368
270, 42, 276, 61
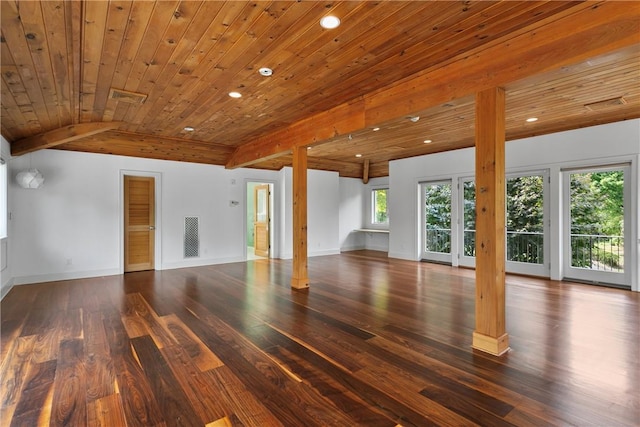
226, 99, 365, 169
226, 1, 639, 169
11, 122, 123, 156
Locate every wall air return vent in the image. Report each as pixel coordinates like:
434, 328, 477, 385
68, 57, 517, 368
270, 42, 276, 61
584, 97, 626, 111
184, 217, 200, 258
109, 88, 148, 104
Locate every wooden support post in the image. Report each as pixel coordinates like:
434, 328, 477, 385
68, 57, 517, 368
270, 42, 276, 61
291, 145, 309, 289
472, 87, 510, 356
363, 159, 370, 184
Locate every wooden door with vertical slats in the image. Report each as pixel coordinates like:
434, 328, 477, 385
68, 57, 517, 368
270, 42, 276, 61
124, 176, 155, 272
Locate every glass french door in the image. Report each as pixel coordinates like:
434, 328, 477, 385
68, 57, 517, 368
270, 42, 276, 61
458, 171, 549, 276
421, 181, 452, 263
563, 164, 630, 287
459, 178, 476, 268
505, 171, 549, 276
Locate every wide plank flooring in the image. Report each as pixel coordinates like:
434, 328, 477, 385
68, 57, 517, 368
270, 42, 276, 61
1, 250, 639, 426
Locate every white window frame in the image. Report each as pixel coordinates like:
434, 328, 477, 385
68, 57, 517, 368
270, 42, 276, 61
370, 187, 389, 227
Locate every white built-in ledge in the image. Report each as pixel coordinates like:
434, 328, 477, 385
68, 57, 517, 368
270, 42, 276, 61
354, 228, 389, 234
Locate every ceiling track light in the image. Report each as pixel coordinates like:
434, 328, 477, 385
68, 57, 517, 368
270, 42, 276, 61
409, 116, 420, 123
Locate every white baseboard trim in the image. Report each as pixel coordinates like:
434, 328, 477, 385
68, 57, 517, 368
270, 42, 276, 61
365, 244, 390, 252
388, 251, 419, 261
161, 256, 245, 270
1, 278, 14, 300
12, 268, 121, 286
309, 249, 341, 257
340, 245, 366, 252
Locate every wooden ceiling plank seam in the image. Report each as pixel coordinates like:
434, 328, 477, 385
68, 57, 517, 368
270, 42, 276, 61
363, 1, 598, 104
130, 1, 247, 135
231, 2, 416, 125
64, 0, 82, 124
10, 121, 124, 156
0, 0, 52, 130
136, 1, 255, 133
123, 1, 223, 131
105, 130, 235, 152
40, 0, 73, 126
145, 1, 275, 131
226, 97, 366, 169
168, 1, 326, 136
1, 65, 42, 134
126, 0, 205, 127
136, 0, 273, 134
278, 2, 544, 115
80, 0, 109, 123
225, 1, 639, 169
15, 1, 61, 127
375, 2, 576, 83
92, 0, 135, 123
107, 1, 157, 122
364, 1, 640, 125
0, 79, 33, 139
114, 0, 180, 124
506, 50, 640, 95
155, 1, 370, 136
151, 3, 356, 139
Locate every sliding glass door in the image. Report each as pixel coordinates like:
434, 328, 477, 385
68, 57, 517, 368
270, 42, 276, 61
563, 165, 630, 287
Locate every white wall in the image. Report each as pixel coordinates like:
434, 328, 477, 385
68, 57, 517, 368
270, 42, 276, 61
1, 136, 11, 298
278, 167, 341, 259
389, 119, 640, 291
339, 177, 365, 251
7, 150, 285, 285
5, 151, 343, 288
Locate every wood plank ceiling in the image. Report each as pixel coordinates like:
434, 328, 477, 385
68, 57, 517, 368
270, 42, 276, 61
1, 1, 639, 178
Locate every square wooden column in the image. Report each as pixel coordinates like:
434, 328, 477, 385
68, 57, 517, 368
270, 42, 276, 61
472, 87, 510, 356
291, 145, 309, 289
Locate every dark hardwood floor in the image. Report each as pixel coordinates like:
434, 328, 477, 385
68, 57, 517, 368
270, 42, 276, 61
1, 250, 638, 426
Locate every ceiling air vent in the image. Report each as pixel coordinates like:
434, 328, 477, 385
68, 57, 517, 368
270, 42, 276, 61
109, 88, 148, 104
584, 97, 626, 111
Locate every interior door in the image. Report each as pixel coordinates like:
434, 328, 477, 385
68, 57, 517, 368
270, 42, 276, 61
253, 184, 270, 258
124, 175, 155, 272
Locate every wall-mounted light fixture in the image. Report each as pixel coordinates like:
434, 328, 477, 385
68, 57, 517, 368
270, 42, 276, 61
16, 168, 44, 189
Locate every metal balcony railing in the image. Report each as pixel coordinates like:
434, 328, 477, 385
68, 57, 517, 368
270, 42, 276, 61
463, 230, 624, 271
570, 233, 624, 272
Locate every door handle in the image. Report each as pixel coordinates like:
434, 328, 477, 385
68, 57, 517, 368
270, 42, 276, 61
149, 226, 156, 230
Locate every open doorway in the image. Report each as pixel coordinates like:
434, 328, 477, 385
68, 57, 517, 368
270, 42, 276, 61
246, 182, 274, 260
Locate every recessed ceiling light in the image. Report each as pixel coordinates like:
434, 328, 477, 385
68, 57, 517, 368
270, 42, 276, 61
372, 127, 380, 132
526, 117, 538, 122
307, 146, 311, 150
183, 126, 195, 132
355, 154, 362, 158
259, 67, 273, 77
229, 91, 242, 98
423, 139, 432, 144
320, 15, 341, 29
409, 116, 420, 123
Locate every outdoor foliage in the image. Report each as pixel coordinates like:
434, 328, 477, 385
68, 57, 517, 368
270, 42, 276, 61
373, 189, 388, 224
424, 184, 451, 253
570, 171, 624, 270
425, 171, 624, 271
